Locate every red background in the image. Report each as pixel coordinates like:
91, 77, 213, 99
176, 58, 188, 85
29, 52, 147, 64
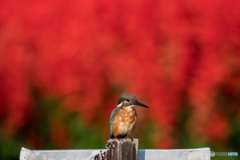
0, 1, 240, 160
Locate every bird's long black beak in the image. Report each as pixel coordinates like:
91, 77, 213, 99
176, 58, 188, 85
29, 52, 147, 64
133, 101, 149, 108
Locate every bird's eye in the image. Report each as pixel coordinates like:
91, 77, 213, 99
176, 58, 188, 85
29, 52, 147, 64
126, 99, 130, 102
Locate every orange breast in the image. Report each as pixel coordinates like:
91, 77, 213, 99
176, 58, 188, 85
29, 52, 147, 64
112, 107, 137, 138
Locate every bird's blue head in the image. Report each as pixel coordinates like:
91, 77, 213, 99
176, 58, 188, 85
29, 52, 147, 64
117, 93, 149, 108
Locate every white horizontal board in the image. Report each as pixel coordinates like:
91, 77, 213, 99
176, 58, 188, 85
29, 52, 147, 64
20, 147, 210, 160
138, 148, 210, 160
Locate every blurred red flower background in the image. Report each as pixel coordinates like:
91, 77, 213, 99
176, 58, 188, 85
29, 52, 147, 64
0, 0, 240, 160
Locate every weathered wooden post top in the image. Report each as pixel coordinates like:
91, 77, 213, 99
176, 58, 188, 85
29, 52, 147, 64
94, 139, 139, 160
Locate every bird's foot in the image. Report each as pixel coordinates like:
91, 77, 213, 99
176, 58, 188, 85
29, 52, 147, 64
127, 136, 133, 141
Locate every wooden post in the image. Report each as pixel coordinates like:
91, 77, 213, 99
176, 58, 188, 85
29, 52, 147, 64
94, 139, 139, 160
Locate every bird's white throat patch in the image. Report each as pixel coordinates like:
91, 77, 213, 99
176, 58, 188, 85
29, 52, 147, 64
117, 103, 135, 108
117, 102, 122, 108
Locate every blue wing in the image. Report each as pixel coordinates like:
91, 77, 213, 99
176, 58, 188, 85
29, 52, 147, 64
109, 108, 121, 138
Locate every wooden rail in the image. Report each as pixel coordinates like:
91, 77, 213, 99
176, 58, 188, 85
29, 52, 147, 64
20, 146, 210, 160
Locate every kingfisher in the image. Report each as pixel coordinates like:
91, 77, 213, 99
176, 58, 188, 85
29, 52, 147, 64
109, 93, 149, 140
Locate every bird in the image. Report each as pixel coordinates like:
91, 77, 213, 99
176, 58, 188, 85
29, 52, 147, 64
109, 93, 149, 140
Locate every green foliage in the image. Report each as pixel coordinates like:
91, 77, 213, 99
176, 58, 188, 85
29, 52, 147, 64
67, 116, 106, 149
0, 134, 25, 160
